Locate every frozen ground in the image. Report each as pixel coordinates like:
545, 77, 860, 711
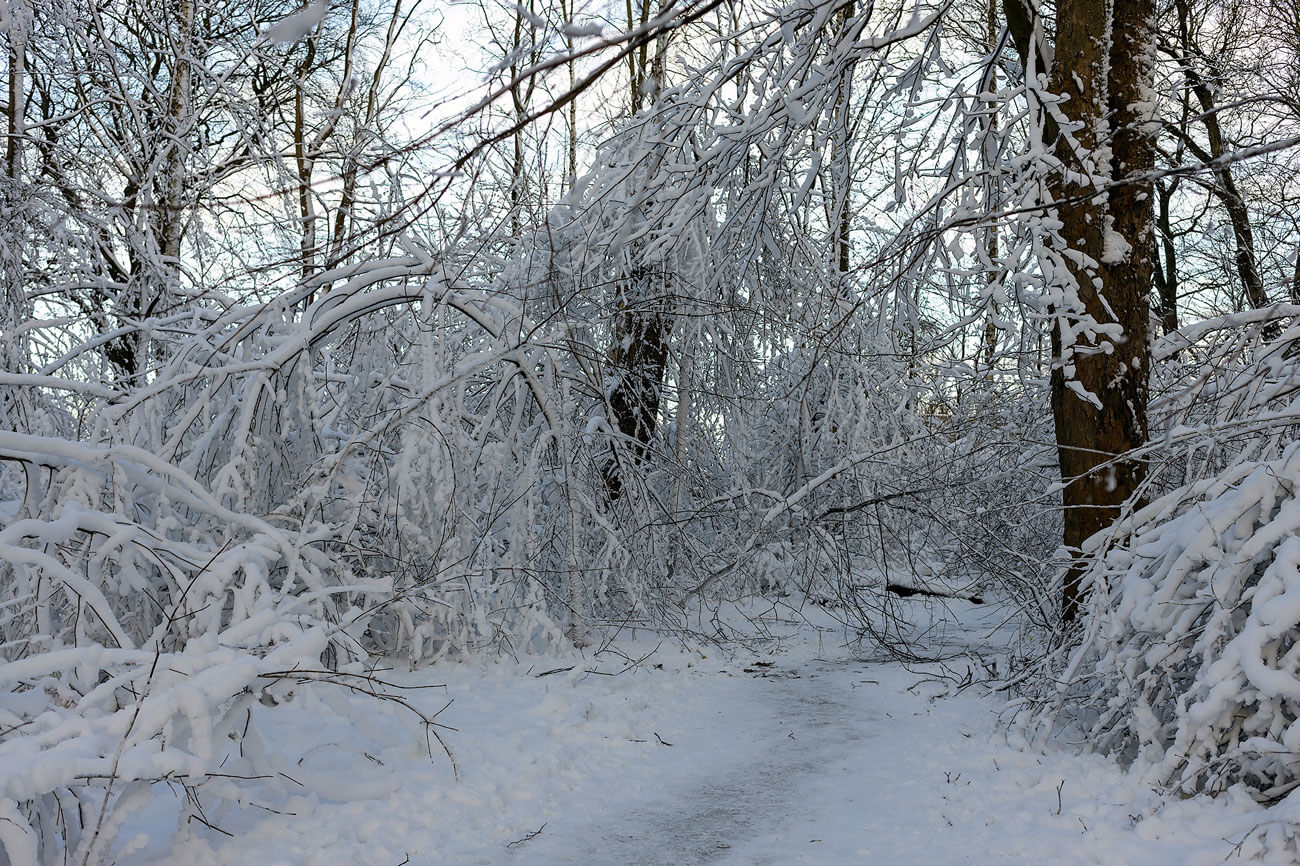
126, 598, 1290, 865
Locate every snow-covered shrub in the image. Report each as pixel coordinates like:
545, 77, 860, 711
1017, 309, 1300, 808
921, 381, 1060, 617
0, 431, 345, 863
1029, 444, 1300, 796
0, 252, 588, 861
519, 102, 993, 618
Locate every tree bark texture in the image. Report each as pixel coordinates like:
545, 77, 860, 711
602, 267, 671, 500
1048, 0, 1155, 622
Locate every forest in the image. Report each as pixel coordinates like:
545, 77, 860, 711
2, 0, 1300, 861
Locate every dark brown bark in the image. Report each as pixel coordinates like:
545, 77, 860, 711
1002, 0, 1049, 82
1048, 0, 1154, 622
602, 268, 672, 500
1001, 0, 1059, 144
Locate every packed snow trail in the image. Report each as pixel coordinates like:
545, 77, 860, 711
131, 602, 1294, 865
509, 656, 883, 865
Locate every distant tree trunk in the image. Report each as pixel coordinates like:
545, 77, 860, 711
601, 5, 671, 500
981, 0, 999, 370
829, 0, 853, 282
602, 266, 671, 499
294, 38, 320, 281
2, 5, 28, 428
1292, 243, 1300, 306
294, 0, 358, 287
626, 0, 652, 113
1151, 177, 1179, 337
4, 9, 23, 182
1168, 0, 1269, 315
508, 0, 537, 233
1048, 0, 1155, 622
559, 0, 578, 186
160, 0, 194, 281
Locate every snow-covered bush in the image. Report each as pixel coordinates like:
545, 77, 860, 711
0, 431, 345, 862
1017, 310, 1300, 809
0, 253, 584, 861
1032, 444, 1300, 795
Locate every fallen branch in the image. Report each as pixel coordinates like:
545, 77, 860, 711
885, 583, 984, 604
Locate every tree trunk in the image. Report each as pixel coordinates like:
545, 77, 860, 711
1048, 0, 1155, 622
602, 267, 671, 499
982, 0, 1000, 370
295, 37, 319, 281
1170, 0, 1269, 315
601, 3, 671, 500
1292, 241, 1300, 306
560, 0, 577, 186
4, 9, 24, 181
2, 6, 28, 428
830, 0, 853, 282
1151, 178, 1179, 337
160, 0, 194, 290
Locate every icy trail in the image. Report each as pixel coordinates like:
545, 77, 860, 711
133, 603, 1289, 865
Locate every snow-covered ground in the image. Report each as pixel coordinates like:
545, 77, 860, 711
124, 599, 1290, 865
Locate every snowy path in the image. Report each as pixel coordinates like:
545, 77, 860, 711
133, 604, 1292, 865
506, 642, 1292, 866
510, 657, 882, 865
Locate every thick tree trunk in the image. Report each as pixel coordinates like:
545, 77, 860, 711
1048, 0, 1155, 622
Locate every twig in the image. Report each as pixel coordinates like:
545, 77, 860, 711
77, 643, 165, 866
186, 811, 234, 838
258, 668, 460, 778
506, 823, 548, 849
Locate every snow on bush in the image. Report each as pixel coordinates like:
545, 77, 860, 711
0, 255, 578, 862
1038, 444, 1300, 796
1017, 312, 1300, 817
0, 433, 341, 862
